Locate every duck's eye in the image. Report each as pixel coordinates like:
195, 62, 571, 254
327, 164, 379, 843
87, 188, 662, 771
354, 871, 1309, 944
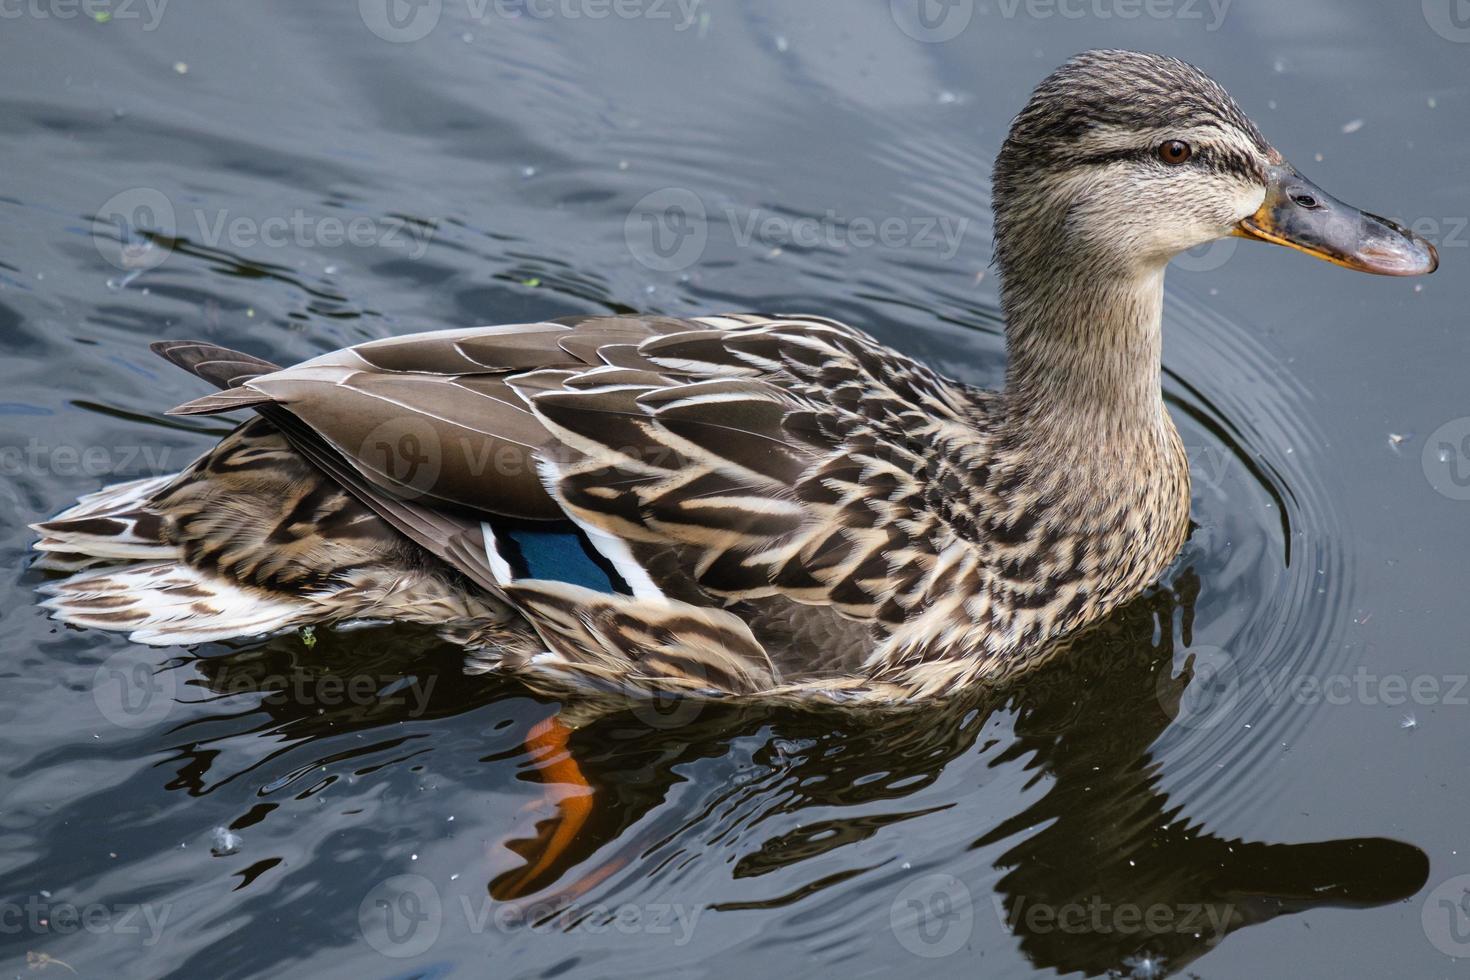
1158, 140, 1193, 165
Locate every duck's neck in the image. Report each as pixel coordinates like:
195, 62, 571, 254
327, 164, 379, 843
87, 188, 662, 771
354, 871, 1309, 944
999, 257, 1174, 453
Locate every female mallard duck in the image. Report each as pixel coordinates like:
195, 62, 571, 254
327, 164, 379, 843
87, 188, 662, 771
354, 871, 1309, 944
37, 49, 1435, 703
34, 49, 1438, 897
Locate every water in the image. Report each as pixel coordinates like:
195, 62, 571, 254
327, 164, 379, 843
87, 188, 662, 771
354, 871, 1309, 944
1, 3, 1467, 977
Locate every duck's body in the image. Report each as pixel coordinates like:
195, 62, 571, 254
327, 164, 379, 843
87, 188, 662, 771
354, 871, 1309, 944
34, 50, 1434, 707
36, 311, 1189, 702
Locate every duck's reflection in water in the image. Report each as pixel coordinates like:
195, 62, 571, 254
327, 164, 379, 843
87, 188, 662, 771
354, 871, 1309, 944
180, 569, 1425, 977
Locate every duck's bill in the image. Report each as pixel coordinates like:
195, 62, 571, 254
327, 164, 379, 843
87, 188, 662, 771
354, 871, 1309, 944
1232, 164, 1438, 276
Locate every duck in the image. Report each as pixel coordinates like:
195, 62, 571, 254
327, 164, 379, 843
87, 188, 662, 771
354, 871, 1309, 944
34, 50, 1436, 706
32, 48, 1437, 898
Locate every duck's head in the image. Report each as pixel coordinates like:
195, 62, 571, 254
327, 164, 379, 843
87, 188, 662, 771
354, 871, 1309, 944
993, 49, 1438, 282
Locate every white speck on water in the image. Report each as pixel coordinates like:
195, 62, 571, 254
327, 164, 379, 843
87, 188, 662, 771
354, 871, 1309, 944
521, 166, 537, 178
1123, 953, 1166, 979
1267, 99, 1278, 110
450, 873, 460, 881
937, 90, 960, 105
106, 268, 145, 291
901, 861, 911, 870
1428, 96, 1437, 109
461, 32, 474, 43
1273, 58, 1286, 73
1388, 432, 1412, 453
323, 264, 338, 275
411, 853, 418, 861
173, 61, 189, 75
1401, 713, 1417, 730
774, 35, 788, 53
210, 827, 241, 856
1314, 153, 1324, 163
1341, 118, 1364, 134
618, 160, 630, 171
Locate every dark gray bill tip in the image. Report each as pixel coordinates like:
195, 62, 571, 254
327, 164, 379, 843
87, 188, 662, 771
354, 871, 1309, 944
1234, 164, 1439, 277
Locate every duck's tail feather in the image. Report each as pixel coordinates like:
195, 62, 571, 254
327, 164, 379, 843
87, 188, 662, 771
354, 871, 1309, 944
32, 415, 516, 646
30, 473, 180, 572
31, 466, 317, 643
149, 339, 282, 415
148, 340, 281, 389
38, 560, 316, 646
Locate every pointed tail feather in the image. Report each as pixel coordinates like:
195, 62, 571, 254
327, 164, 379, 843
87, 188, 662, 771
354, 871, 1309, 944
166, 387, 275, 416
149, 340, 281, 390
40, 561, 316, 645
31, 473, 179, 571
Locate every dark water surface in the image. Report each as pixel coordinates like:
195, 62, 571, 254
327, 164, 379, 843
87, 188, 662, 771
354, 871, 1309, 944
1, 2, 1467, 977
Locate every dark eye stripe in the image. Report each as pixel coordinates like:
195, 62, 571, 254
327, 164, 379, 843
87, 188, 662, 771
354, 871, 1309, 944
1072, 145, 1261, 181
1073, 147, 1155, 167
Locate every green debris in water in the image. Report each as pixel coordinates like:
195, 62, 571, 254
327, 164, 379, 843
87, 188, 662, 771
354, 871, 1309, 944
522, 277, 541, 288
299, 625, 316, 649
93, 11, 111, 22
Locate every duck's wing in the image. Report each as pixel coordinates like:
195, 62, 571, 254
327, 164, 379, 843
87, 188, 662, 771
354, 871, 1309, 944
156, 314, 995, 689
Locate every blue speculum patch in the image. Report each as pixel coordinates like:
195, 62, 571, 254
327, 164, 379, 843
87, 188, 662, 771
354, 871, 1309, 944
492, 519, 632, 595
